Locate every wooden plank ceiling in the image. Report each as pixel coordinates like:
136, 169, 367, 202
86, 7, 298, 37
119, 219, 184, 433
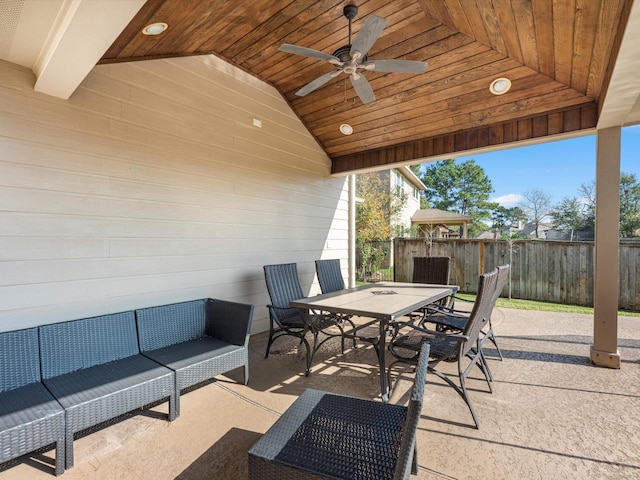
100, 0, 631, 174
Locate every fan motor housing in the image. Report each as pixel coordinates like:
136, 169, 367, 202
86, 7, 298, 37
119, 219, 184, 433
332, 44, 367, 63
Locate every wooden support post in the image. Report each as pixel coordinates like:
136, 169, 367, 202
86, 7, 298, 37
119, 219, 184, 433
591, 127, 621, 368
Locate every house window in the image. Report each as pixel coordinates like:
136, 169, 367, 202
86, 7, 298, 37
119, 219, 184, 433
413, 187, 419, 200
395, 171, 403, 195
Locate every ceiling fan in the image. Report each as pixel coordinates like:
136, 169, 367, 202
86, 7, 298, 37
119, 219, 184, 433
279, 5, 428, 104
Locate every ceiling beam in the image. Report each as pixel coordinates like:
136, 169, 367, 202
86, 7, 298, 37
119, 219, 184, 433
33, 0, 146, 99
330, 104, 597, 174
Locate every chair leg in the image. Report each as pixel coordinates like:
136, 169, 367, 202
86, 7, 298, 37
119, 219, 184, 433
429, 364, 480, 429
54, 438, 65, 476
65, 429, 74, 469
335, 319, 346, 353
458, 364, 481, 429
344, 316, 358, 348
487, 321, 503, 360
411, 442, 418, 475
480, 350, 494, 386
264, 320, 276, 359
302, 336, 312, 376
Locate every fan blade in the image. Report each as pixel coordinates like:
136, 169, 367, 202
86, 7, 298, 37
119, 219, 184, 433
350, 15, 387, 60
363, 59, 428, 74
350, 73, 375, 104
295, 70, 341, 97
279, 44, 341, 65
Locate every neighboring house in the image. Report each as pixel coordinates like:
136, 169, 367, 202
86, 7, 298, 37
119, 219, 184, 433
393, 167, 427, 235
411, 209, 474, 239
519, 221, 552, 239
358, 166, 427, 236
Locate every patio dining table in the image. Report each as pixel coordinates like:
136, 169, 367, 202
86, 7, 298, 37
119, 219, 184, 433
290, 282, 457, 401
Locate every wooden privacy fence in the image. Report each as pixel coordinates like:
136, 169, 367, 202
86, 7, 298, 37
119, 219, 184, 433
394, 238, 640, 311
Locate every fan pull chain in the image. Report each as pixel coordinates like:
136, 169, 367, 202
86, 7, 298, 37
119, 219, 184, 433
342, 73, 355, 104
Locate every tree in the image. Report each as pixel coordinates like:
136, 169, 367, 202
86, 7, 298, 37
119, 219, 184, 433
491, 205, 526, 231
356, 171, 407, 242
519, 189, 552, 238
356, 171, 408, 277
620, 173, 640, 237
551, 197, 589, 231
420, 159, 497, 236
550, 182, 595, 234
550, 175, 640, 238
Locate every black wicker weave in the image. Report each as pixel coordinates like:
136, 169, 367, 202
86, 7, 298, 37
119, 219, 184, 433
135, 298, 254, 417
0, 328, 65, 476
39, 312, 176, 469
248, 344, 430, 480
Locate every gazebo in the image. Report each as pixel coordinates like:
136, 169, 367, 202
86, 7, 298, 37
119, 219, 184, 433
411, 209, 474, 239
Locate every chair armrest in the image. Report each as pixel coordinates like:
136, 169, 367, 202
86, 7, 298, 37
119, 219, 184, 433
415, 327, 469, 341
207, 299, 254, 346
423, 304, 470, 315
453, 294, 474, 303
408, 323, 470, 342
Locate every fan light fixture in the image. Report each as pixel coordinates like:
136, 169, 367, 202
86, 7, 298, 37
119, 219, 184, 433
142, 22, 168, 35
340, 123, 354, 135
490, 77, 511, 95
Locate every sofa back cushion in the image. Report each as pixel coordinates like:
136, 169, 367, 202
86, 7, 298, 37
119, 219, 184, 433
0, 327, 40, 392
39, 311, 139, 379
136, 299, 207, 352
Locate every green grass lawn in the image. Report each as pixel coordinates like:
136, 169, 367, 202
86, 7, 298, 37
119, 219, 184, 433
455, 292, 640, 317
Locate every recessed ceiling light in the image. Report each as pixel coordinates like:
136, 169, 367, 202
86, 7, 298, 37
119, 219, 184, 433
490, 77, 511, 95
340, 123, 354, 135
142, 22, 168, 36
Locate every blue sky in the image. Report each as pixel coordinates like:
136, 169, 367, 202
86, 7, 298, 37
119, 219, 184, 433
452, 125, 640, 208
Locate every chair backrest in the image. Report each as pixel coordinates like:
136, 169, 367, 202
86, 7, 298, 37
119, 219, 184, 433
315, 259, 345, 294
136, 299, 208, 352
412, 256, 450, 285
460, 268, 500, 357
493, 264, 510, 304
39, 311, 139, 379
0, 328, 41, 392
263, 263, 305, 325
393, 342, 430, 480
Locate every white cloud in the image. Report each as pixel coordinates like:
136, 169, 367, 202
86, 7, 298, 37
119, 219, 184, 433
491, 193, 524, 207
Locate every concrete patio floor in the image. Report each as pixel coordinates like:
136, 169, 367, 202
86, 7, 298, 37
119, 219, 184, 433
1, 306, 639, 479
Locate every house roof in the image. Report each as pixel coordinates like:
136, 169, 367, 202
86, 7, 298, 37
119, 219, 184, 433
411, 208, 473, 224
1, 1, 639, 174
399, 166, 427, 190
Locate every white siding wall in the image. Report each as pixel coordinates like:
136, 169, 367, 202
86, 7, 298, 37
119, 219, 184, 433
0, 56, 349, 333
393, 170, 421, 232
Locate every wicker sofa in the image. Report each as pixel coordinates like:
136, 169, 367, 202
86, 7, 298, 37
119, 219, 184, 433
0, 297, 253, 476
0, 328, 66, 476
39, 311, 177, 470
135, 298, 254, 418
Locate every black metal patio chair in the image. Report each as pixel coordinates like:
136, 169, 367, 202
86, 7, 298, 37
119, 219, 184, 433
263, 263, 346, 376
315, 259, 358, 348
409, 256, 455, 320
424, 264, 509, 365
412, 256, 451, 285
388, 268, 499, 429
249, 343, 431, 479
